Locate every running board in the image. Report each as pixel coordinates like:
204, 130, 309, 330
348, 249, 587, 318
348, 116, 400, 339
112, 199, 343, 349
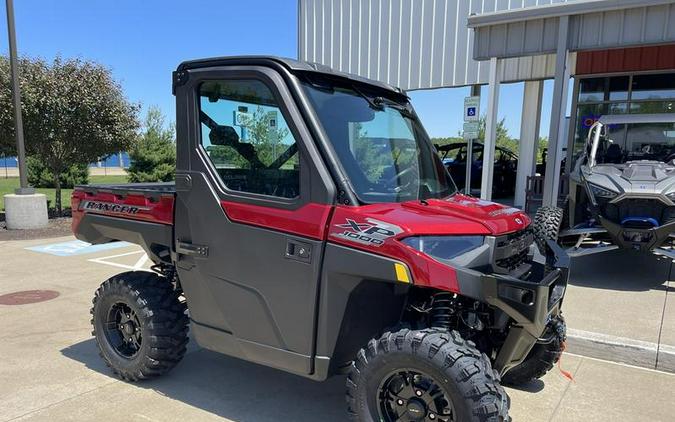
565, 244, 618, 258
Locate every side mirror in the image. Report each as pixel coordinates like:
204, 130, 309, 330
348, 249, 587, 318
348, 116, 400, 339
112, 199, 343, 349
209, 125, 240, 146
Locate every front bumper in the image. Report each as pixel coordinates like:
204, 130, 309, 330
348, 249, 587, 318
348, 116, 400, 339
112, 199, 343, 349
455, 240, 570, 374
598, 216, 675, 252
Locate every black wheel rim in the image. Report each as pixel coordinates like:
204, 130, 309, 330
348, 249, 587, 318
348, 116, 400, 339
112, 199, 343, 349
103, 302, 143, 358
377, 369, 455, 422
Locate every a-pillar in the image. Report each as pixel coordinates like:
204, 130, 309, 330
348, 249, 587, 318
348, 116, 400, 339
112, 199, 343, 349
514, 80, 544, 209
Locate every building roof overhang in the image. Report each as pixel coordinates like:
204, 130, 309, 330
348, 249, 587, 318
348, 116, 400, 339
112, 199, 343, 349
468, 0, 675, 60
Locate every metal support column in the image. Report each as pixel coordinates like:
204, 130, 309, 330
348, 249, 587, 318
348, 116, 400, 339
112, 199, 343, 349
465, 84, 481, 195
480, 57, 501, 201
542, 15, 570, 207
514, 80, 543, 209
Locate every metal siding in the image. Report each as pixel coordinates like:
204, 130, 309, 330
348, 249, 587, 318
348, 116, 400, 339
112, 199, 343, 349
619, 8, 644, 45
298, 0, 574, 90
576, 45, 675, 74
430, 0, 447, 87
668, 3, 675, 39
470, 2, 675, 60
598, 10, 623, 46
523, 18, 544, 52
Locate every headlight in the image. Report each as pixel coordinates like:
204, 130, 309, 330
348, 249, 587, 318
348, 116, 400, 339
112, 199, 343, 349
401, 236, 484, 260
588, 183, 618, 200
666, 192, 675, 201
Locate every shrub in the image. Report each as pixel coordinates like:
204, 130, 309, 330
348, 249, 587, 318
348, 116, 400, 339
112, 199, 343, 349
27, 156, 88, 189
127, 106, 176, 183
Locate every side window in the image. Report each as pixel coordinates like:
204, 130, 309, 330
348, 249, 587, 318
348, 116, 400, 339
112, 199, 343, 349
199, 80, 300, 199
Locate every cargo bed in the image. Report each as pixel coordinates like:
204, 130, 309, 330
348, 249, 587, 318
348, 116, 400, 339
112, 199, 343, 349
71, 182, 176, 264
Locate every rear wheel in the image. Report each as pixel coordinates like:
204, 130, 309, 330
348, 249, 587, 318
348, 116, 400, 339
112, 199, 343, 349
346, 328, 510, 422
91, 271, 189, 381
532, 206, 564, 255
502, 315, 566, 386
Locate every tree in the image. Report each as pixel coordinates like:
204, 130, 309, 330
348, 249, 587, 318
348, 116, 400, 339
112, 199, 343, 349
0, 56, 140, 214
477, 116, 518, 153
430, 136, 464, 147
206, 106, 295, 170
128, 106, 176, 183
241, 106, 291, 166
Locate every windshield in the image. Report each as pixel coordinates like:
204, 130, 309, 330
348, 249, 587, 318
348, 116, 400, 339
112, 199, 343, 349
593, 121, 675, 164
302, 78, 456, 203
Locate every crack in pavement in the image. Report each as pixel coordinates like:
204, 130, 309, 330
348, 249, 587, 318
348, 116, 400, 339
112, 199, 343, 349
548, 356, 584, 422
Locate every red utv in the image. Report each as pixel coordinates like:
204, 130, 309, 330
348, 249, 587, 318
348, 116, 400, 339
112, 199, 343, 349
72, 57, 569, 421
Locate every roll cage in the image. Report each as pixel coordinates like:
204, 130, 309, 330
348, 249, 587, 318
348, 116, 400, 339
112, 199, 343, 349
586, 113, 675, 168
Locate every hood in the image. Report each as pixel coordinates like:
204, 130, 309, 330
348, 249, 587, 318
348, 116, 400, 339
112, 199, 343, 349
329, 194, 530, 240
584, 162, 675, 195
400, 195, 530, 235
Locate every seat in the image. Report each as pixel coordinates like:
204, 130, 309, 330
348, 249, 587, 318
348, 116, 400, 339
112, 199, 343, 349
604, 144, 623, 164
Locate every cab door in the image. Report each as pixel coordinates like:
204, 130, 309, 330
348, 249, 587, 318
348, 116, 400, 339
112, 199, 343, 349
172, 65, 335, 376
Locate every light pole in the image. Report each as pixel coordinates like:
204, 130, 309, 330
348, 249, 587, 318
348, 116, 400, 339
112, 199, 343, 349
2, 0, 46, 230
5, 0, 32, 194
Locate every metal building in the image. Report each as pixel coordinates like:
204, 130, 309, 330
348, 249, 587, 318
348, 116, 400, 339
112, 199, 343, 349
299, 0, 675, 208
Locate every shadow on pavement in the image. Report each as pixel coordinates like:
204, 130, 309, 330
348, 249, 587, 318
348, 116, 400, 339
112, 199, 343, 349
61, 338, 347, 422
569, 249, 674, 292
61, 338, 553, 420
506, 379, 545, 393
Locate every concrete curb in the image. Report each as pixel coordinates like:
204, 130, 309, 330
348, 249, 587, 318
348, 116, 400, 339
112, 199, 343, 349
567, 328, 675, 373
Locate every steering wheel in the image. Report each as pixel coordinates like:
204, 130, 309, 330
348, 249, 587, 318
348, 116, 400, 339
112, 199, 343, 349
384, 167, 416, 190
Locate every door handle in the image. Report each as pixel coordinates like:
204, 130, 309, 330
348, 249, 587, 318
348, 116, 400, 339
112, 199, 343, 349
177, 241, 209, 257
285, 240, 311, 263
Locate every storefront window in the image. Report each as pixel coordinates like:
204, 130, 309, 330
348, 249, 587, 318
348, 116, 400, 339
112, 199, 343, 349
608, 76, 629, 101
630, 101, 675, 114
573, 103, 607, 160
579, 77, 605, 103
631, 74, 675, 100
608, 102, 629, 114
578, 76, 629, 103
624, 122, 675, 162
573, 73, 675, 166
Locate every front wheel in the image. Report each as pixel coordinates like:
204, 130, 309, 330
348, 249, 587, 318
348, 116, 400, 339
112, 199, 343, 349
346, 328, 510, 421
91, 271, 189, 381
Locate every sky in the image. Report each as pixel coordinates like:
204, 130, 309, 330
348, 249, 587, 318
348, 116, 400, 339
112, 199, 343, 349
0, 0, 557, 141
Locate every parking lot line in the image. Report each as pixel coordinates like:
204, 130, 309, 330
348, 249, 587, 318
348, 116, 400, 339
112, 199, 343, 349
87, 250, 149, 271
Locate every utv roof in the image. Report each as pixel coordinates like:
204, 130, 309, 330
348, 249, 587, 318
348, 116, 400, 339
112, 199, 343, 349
175, 55, 404, 95
598, 113, 675, 125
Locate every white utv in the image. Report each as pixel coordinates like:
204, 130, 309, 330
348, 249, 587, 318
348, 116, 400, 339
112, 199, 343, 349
533, 113, 675, 257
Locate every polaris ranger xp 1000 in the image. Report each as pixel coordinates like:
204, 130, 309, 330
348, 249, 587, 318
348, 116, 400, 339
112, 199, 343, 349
73, 57, 569, 422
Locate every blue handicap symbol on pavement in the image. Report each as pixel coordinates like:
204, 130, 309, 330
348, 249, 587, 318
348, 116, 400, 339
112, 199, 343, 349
26, 240, 131, 257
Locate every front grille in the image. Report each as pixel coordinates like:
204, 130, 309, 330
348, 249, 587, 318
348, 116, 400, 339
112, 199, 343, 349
496, 248, 529, 272
492, 229, 533, 276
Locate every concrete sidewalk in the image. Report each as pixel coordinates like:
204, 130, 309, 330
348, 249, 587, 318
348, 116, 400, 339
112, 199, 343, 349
563, 249, 675, 372
1, 236, 675, 421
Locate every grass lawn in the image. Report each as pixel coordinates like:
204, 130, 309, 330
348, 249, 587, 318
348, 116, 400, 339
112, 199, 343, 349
0, 175, 127, 212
